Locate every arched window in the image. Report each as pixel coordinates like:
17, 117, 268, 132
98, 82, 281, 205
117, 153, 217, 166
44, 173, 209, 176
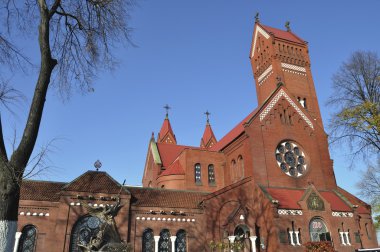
158, 229, 171, 252
365, 223, 371, 239
175, 229, 186, 252
142, 228, 154, 252
309, 218, 331, 242
69, 215, 103, 252
237, 155, 244, 180
18, 225, 37, 252
194, 163, 201, 184
208, 164, 215, 185
231, 159, 236, 182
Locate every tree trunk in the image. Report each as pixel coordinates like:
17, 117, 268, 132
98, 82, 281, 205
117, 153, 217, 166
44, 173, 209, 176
0, 1, 56, 250
0, 163, 20, 251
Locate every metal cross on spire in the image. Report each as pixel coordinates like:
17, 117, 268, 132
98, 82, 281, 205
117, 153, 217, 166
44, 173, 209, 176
204, 110, 211, 124
164, 104, 171, 118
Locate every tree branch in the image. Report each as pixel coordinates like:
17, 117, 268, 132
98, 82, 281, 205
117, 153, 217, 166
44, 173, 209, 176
0, 114, 8, 162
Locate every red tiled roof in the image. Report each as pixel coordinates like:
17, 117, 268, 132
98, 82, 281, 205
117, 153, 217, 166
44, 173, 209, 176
266, 188, 304, 209
320, 191, 351, 212
127, 187, 206, 209
63, 171, 129, 195
201, 124, 216, 145
158, 118, 176, 143
160, 159, 185, 176
260, 24, 305, 44
264, 187, 354, 212
157, 143, 199, 167
210, 109, 258, 151
336, 187, 371, 214
20, 180, 65, 202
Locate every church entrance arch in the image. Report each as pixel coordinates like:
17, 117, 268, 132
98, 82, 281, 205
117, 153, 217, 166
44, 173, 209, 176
234, 224, 251, 252
309, 217, 331, 242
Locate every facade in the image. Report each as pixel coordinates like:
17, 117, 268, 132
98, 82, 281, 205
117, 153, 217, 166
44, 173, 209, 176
17, 21, 378, 252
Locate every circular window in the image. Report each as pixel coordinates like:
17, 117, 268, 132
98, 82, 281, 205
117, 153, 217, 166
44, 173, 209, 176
275, 141, 307, 178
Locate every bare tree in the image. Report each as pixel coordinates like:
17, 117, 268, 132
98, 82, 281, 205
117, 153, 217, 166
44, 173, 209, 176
327, 51, 380, 162
0, 0, 134, 250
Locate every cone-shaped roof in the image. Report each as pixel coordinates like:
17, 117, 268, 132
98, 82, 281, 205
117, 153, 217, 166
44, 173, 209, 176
158, 116, 177, 144
200, 122, 217, 149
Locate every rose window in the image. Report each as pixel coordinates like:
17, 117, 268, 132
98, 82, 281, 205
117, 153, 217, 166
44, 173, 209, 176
275, 141, 307, 177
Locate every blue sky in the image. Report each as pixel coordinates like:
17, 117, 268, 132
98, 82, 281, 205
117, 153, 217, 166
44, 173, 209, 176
2, 1, 380, 198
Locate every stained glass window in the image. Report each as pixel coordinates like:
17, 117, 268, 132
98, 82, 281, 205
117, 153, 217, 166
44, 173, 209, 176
208, 164, 215, 184
175, 230, 186, 252
142, 229, 154, 252
309, 218, 331, 242
275, 141, 308, 178
195, 163, 201, 184
69, 215, 103, 252
18, 225, 37, 252
158, 229, 171, 252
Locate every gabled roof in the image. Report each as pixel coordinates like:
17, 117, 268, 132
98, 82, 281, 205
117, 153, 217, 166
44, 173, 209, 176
127, 187, 207, 209
158, 117, 177, 144
20, 180, 65, 202
260, 24, 305, 44
157, 143, 199, 168
63, 170, 129, 195
200, 123, 217, 149
159, 159, 185, 176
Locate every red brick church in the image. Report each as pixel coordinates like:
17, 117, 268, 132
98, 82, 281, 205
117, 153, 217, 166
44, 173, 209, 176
16, 20, 378, 252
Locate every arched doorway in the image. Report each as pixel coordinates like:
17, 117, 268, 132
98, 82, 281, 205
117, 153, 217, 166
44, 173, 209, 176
234, 224, 250, 252
309, 217, 331, 242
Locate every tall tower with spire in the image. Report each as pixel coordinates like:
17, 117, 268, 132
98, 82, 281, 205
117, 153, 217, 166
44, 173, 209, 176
249, 18, 323, 126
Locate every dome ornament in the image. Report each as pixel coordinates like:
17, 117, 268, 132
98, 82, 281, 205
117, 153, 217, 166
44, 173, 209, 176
94, 160, 102, 171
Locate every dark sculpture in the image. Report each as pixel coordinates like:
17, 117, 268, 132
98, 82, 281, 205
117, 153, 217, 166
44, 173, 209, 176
78, 183, 132, 251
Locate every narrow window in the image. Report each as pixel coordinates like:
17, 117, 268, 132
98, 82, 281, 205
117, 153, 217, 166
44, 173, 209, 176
237, 155, 244, 180
195, 163, 201, 184
208, 164, 215, 185
231, 160, 236, 182
18, 225, 37, 252
175, 229, 187, 252
158, 229, 171, 251
142, 229, 154, 252
365, 223, 371, 240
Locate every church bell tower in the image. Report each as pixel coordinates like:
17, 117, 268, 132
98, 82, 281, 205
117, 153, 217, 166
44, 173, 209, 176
249, 18, 323, 127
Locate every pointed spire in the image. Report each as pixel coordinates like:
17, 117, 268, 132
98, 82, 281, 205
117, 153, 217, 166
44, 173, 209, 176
158, 105, 177, 144
255, 12, 260, 23
200, 110, 217, 149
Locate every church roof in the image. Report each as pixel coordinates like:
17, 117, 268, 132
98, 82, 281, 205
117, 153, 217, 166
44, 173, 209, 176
260, 24, 305, 44
335, 187, 371, 214
264, 187, 363, 212
201, 123, 217, 149
157, 143, 199, 168
159, 159, 185, 176
127, 187, 206, 209
210, 108, 258, 151
63, 170, 129, 195
20, 180, 65, 202
158, 117, 176, 144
